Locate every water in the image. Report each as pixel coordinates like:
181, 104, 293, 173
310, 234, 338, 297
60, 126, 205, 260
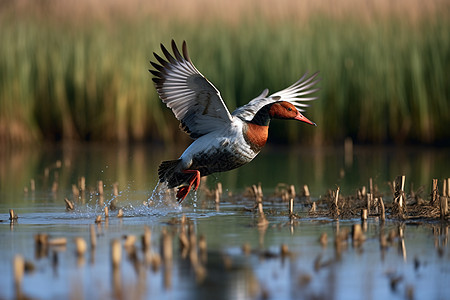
0, 143, 449, 299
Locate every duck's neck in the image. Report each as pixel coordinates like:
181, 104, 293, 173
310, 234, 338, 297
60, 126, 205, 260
244, 105, 272, 152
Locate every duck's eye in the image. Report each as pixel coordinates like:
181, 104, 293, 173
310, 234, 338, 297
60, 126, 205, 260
288, 108, 292, 111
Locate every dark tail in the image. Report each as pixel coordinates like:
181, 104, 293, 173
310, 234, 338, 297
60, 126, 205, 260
158, 159, 181, 182
158, 159, 191, 188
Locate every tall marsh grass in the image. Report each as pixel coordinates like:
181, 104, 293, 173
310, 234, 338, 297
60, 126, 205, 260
0, 0, 449, 145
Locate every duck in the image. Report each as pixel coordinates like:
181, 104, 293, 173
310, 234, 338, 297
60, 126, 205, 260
150, 40, 320, 202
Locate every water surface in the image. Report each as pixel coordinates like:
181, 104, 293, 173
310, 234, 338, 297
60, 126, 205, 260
0, 144, 449, 299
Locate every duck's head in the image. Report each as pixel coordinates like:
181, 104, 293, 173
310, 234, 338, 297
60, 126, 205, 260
269, 101, 316, 126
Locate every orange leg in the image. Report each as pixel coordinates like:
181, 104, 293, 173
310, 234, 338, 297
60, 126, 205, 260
176, 169, 201, 203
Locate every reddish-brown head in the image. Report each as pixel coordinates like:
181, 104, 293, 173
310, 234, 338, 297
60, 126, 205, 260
269, 101, 316, 126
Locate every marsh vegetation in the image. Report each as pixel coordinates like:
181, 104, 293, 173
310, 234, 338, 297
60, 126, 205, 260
1, 0, 448, 145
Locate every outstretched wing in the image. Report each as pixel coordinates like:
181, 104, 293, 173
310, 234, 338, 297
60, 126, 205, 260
232, 72, 320, 121
150, 40, 233, 139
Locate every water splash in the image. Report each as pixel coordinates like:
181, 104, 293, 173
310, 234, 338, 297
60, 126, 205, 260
147, 181, 162, 205
192, 189, 198, 210
56, 179, 185, 220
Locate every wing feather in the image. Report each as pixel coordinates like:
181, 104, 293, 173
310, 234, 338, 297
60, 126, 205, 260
232, 72, 320, 121
150, 40, 233, 139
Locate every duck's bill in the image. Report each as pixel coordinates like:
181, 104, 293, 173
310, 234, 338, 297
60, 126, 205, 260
295, 112, 317, 126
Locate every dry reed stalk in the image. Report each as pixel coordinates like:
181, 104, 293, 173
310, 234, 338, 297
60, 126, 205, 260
48, 237, 67, 246
303, 184, 310, 197
13, 255, 24, 298
352, 224, 365, 246
34, 233, 48, 245
395, 175, 406, 208
111, 239, 121, 269
113, 182, 119, 196
95, 215, 102, 223
98, 180, 103, 195
361, 186, 366, 198
431, 178, 439, 206
281, 191, 288, 202
440, 193, 448, 219
215, 188, 220, 204
289, 185, 296, 198
6, 0, 445, 26
79, 176, 86, 192
72, 184, 79, 198
251, 184, 257, 197
391, 176, 406, 218
331, 187, 340, 218
9, 209, 18, 220
361, 209, 368, 221
398, 227, 407, 262
179, 231, 189, 255
257, 218, 269, 229
367, 193, 372, 215
373, 194, 379, 215
257, 208, 269, 227
180, 214, 187, 225
90, 224, 96, 249
289, 197, 294, 217
74, 237, 87, 256
442, 178, 450, 219
334, 187, 340, 207
30, 179, 35, 191
252, 185, 265, 216
280, 244, 290, 256
160, 229, 173, 264
217, 182, 223, 195
117, 208, 123, 218
443, 179, 447, 197
447, 179, 450, 196
379, 197, 386, 221
104, 206, 109, 218
123, 235, 136, 249
64, 198, 74, 210
257, 202, 264, 215
142, 226, 151, 253
252, 184, 263, 203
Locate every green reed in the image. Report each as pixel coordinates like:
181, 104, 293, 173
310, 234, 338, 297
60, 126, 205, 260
0, 12, 448, 145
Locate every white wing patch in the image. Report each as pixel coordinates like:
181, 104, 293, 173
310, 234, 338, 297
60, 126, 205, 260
232, 72, 320, 121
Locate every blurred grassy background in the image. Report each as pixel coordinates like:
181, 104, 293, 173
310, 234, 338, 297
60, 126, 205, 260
0, 0, 449, 146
